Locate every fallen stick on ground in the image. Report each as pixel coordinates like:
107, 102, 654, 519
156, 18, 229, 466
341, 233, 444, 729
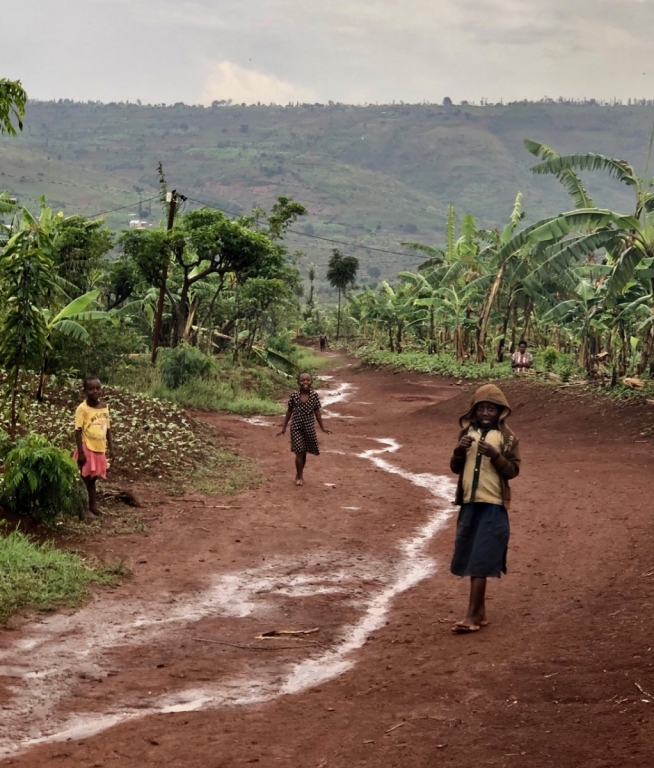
190, 504, 242, 509
192, 636, 318, 651
257, 628, 320, 639
385, 722, 405, 734
635, 682, 654, 699
194, 527, 210, 532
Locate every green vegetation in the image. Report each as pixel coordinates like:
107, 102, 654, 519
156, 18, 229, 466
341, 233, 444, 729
158, 344, 215, 390
327, 249, 359, 339
359, 348, 512, 380
2, 81, 653, 538
0, 79, 26, 136
1, 434, 84, 525
150, 379, 284, 416
346, 136, 654, 389
0, 528, 113, 622
357, 346, 579, 382
3, 101, 654, 284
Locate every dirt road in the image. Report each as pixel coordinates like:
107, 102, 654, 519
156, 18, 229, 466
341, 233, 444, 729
1, 360, 654, 767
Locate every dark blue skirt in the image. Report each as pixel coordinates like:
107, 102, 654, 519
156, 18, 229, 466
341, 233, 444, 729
450, 502, 510, 578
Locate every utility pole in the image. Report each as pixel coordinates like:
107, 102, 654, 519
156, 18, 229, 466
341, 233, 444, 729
151, 189, 178, 364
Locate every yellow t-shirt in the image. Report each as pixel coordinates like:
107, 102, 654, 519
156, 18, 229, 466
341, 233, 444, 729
75, 402, 110, 454
461, 426, 504, 505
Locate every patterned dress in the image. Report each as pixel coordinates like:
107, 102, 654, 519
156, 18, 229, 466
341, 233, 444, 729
288, 389, 322, 455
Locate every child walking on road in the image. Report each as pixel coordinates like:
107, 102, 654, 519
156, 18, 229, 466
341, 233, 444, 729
449, 383, 521, 634
74, 375, 115, 518
277, 372, 331, 486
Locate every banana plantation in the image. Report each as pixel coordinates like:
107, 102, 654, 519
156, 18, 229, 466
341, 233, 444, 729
348, 138, 654, 382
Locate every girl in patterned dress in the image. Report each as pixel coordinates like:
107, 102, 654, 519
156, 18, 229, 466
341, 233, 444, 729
277, 372, 331, 485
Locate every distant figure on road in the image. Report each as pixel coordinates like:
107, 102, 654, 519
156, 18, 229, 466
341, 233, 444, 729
277, 372, 332, 486
511, 340, 533, 373
449, 384, 521, 634
319, 333, 327, 352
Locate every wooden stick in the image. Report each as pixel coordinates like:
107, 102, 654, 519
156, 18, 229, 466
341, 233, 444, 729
192, 637, 316, 652
385, 722, 405, 734
258, 628, 320, 639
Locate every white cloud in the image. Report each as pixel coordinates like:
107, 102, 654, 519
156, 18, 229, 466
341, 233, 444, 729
2, 0, 654, 105
200, 61, 316, 105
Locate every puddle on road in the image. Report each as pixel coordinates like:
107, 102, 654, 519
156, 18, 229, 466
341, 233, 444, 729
0, 378, 457, 758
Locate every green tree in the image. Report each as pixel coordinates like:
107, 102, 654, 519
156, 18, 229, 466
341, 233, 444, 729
0, 208, 57, 435
120, 203, 299, 347
36, 289, 108, 401
306, 263, 316, 311
326, 249, 359, 339
51, 216, 114, 292
0, 78, 27, 136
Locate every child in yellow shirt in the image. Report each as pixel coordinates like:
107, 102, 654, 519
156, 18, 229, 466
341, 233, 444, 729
74, 375, 115, 518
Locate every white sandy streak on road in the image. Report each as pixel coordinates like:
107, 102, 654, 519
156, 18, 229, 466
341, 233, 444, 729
0, 379, 456, 758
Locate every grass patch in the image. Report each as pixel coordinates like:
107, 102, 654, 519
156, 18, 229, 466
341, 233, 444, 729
149, 378, 284, 416
111, 353, 287, 416
294, 346, 339, 373
0, 528, 117, 623
109, 346, 340, 415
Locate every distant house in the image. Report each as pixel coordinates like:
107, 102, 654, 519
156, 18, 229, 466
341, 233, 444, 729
129, 219, 148, 229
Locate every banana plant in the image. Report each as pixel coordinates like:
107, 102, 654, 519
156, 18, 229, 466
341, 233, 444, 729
526, 129, 654, 295
36, 289, 109, 400
474, 193, 527, 361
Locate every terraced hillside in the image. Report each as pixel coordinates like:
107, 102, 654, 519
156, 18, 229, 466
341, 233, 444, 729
1, 101, 653, 280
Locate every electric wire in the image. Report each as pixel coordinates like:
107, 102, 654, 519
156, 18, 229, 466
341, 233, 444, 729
183, 195, 416, 258
86, 196, 159, 219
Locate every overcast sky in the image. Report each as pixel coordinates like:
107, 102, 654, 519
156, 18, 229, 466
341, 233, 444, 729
2, 0, 653, 105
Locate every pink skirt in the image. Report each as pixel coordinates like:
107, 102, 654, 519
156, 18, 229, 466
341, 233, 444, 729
73, 445, 108, 479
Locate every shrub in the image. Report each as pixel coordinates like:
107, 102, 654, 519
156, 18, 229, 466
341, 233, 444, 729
266, 332, 296, 357
157, 344, 215, 389
0, 430, 14, 462
1, 434, 84, 525
542, 347, 558, 372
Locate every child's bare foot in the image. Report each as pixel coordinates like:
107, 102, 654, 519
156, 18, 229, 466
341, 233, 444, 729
295, 478, 304, 486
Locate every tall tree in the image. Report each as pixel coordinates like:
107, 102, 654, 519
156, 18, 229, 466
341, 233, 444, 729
326, 249, 359, 339
307, 263, 316, 309
0, 207, 57, 435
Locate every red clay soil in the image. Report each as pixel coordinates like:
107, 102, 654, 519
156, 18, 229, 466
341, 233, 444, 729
2, 360, 654, 767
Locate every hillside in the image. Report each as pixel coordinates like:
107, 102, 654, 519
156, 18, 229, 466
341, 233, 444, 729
1, 101, 654, 283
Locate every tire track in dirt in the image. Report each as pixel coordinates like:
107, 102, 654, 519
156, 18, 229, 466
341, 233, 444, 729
0, 370, 457, 759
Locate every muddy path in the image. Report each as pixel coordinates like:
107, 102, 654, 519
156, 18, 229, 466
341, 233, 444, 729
1, 359, 654, 767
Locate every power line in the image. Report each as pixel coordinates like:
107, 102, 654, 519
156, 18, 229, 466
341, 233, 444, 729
184, 195, 417, 258
86, 196, 159, 219
0, 170, 161, 217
